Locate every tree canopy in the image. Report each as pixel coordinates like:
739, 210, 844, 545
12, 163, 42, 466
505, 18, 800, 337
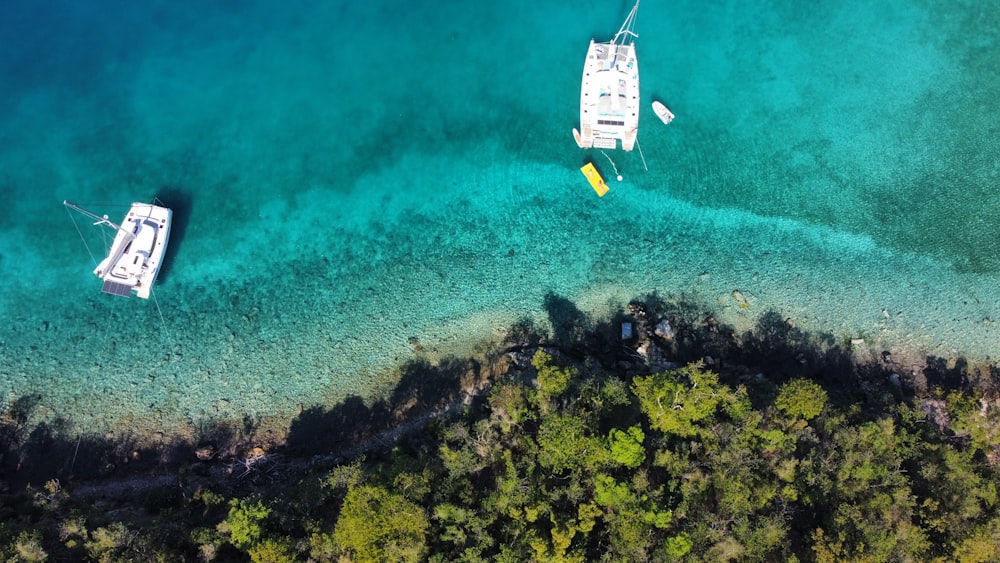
3, 347, 999, 562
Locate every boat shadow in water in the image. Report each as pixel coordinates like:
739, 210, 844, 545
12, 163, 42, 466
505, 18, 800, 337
152, 187, 193, 284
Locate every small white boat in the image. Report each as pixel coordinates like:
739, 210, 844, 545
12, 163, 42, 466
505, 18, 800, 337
652, 100, 674, 125
574, 1, 641, 152
64, 200, 172, 298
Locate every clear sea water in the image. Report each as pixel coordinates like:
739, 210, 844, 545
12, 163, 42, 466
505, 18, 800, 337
2, 0, 998, 442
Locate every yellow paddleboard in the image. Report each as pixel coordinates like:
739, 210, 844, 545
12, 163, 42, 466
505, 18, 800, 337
580, 162, 609, 197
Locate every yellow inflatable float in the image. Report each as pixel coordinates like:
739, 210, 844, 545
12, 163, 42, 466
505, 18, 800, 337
580, 162, 609, 197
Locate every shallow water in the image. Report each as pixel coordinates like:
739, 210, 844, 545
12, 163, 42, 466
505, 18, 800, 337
1, 0, 998, 441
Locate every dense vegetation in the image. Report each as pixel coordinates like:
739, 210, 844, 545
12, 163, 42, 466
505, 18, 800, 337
2, 300, 1000, 562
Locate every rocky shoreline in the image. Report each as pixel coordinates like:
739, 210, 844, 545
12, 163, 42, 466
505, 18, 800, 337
5, 296, 993, 507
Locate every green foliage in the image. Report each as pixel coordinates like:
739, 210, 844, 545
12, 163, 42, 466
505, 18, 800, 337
664, 531, 693, 558
950, 517, 1000, 562
593, 474, 635, 509
247, 537, 298, 563
10, 313, 1000, 563
918, 445, 997, 536
575, 502, 603, 534
642, 508, 673, 529
223, 498, 271, 550
191, 527, 224, 561
632, 364, 729, 438
489, 382, 530, 432
947, 390, 1000, 459
532, 350, 576, 399
333, 484, 429, 563
12, 530, 49, 562
807, 418, 931, 562
393, 469, 434, 502
85, 522, 139, 561
528, 515, 585, 562
307, 531, 337, 562
489, 449, 531, 519
608, 425, 646, 468
775, 378, 827, 420
537, 413, 608, 473
323, 458, 366, 491
597, 377, 632, 410
439, 442, 484, 477
58, 515, 88, 544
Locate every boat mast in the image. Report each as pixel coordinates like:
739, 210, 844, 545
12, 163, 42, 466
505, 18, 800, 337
63, 200, 136, 242
613, 0, 639, 46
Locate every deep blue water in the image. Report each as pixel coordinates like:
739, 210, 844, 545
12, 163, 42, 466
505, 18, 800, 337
1, 0, 998, 441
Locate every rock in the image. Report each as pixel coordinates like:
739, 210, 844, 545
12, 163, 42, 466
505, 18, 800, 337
654, 319, 674, 340
627, 302, 648, 319
195, 445, 217, 461
507, 348, 536, 369
731, 290, 750, 309
920, 398, 950, 432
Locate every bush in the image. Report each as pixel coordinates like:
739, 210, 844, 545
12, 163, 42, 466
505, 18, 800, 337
775, 379, 827, 420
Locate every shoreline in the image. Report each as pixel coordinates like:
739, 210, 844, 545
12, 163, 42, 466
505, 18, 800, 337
3, 293, 996, 494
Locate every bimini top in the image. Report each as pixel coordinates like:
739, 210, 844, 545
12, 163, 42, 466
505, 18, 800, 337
573, 1, 640, 152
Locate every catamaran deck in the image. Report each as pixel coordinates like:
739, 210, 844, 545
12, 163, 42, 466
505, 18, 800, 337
101, 203, 171, 299
575, 22, 640, 151
66, 201, 173, 299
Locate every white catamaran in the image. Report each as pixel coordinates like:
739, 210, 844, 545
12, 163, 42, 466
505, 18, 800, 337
64, 201, 172, 298
573, 1, 641, 152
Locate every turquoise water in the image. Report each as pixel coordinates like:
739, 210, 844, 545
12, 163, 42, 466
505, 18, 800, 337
2, 0, 998, 442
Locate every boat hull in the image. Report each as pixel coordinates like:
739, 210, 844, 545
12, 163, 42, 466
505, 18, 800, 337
652, 100, 674, 125
576, 37, 640, 152
96, 203, 172, 299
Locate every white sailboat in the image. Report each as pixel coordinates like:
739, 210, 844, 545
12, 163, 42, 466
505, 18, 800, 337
64, 201, 172, 298
573, 1, 641, 152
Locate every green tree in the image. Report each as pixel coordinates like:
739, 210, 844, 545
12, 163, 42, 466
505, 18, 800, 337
532, 350, 576, 399
248, 537, 299, 563
664, 531, 693, 559
947, 390, 1000, 461
489, 382, 530, 433
223, 498, 270, 550
608, 425, 646, 468
632, 364, 729, 438
950, 516, 1000, 563
333, 484, 429, 563
808, 419, 930, 562
85, 522, 141, 562
12, 531, 48, 562
537, 413, 608, 473
593, 474, 635, 509
775, 379, 827, 420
